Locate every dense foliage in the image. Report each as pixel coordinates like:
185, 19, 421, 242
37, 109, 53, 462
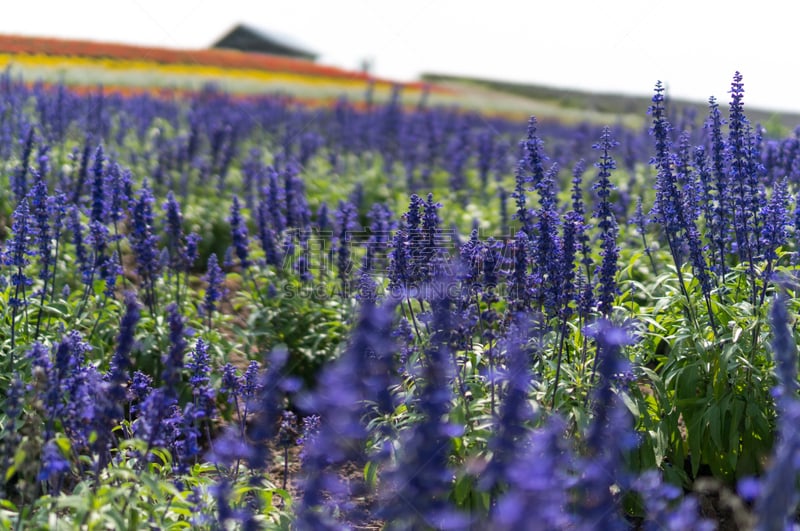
0, 69, 799, 529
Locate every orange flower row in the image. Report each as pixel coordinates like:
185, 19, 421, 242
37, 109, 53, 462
0, 34, 451, 94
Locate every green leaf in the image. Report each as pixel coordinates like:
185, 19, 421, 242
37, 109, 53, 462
726, 445, 738, 472
710, 395, 730, 450
102, 508, 129, 531
55, 494, 90, 512
729, 398, 745, 453
39, 304, 68, 318
619, 391, 640, 419
364, 461, 378, 490
453, 474, 472, 505
675, 365, 700, 403
686, 414, 704, 479
5, 447, 26, 482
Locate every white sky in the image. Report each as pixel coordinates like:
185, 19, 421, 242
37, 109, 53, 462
2, 0, 798, 114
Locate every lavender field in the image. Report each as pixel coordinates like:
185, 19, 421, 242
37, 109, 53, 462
0, 71, 798, 529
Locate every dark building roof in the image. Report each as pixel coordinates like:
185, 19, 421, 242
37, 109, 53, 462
211, 24, 318, 61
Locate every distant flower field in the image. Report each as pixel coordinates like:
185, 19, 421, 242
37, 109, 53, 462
0, 34, 455, 106
0, 64, 799, 530
0, 34, 623, 122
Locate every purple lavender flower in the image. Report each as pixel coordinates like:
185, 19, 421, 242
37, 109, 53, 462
128, 370, 153, 418
90, 144, 107, 224
705, 96, 730, 275
726, 72, 764, 280
480, 317, 535, 493
506, 231, 531, 310
278, 410, 298, 448
759, 178, 790, 302
297, 414, 321, 462
295, 300, 399, 528
162, 191, 186, 272
672, 134, 715, 311
333, 200, 358, 289
491, 416, 575, 530
133, 387, 184, 458
365, 202, 395, 272
108, 292, 141, 409
228, 195, 251, 270
245, 347, 294, 470
71, 137, 92, 203
101, 253, 123, 299
263, 166, 286, 233
534, 163, 563, 316
511, 159, 533, 239
752, 297, 800, 530
420, 193, 444, 281
27, 171, 54, 338
184, 232, 200, 272
5, 198, 36, 353
202, 253, 226, 320
356, 267, 379, 304
240, 148, 263, 210
220, 363, 241, 403
283, 161, 311, 230
5, 198, 36, 293
129, 181, 161, 313
30, 332, 95, 445
404, 194, 424, 277
593, 127, 620, 318
458, 228, 483, 288
445, 129, 470, 191
522, 116, 547, 189
241, 361, 263, 401
559, 213, 580, 316
187, 338, 216, 422
388, 220, 411, 294
28, 172, 51, 280
482, 237, 503, 291
649, 82, 687, 271
212, 479, 235, 527
12, 125, 34, 202
257, 202, 282, 267
105, 163, 131, 228
634, 470, 714, 530
162, 303, 188, 397
379, 289, 465, 529
585, 320, 634, 449
571, 159, 586, 217
575, 321, 636, 529
37, 439, 71, 483
770, 293, 796, 401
